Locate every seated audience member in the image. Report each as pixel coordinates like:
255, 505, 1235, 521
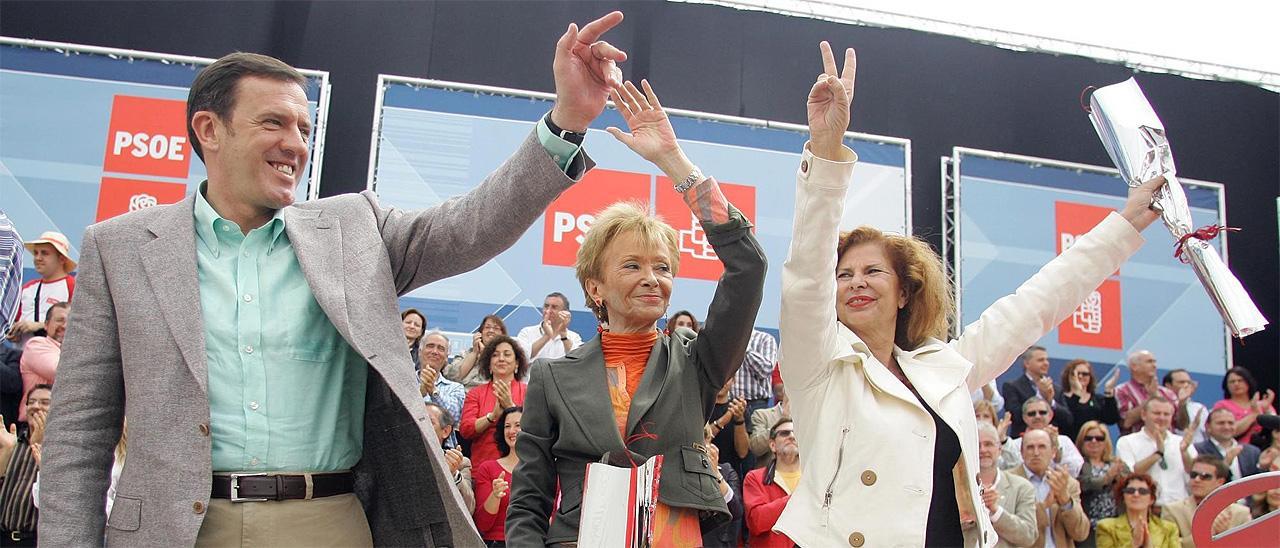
460, 335, 528, 466
1191, 407, 1261, 480
749, 385, 789, 470
1257, 414, 1280, 471
743, 419, 800, 547
0, 384, 50, 546
447, 314, 509, 389
1075, 420, 1130, 545
1008, 429, 1089, 547
1163, 456, 1250, 548
971, 422, 1037, 548
1116, 350, 1178, 435
424, 401, 473, 513
1002, 346, 1074, 437
401, 308, 426, 371
514, 292, 582, 362
9, 232, 75, 343
1059, 359, 1120, 441
1115, 397, 1190, 507
976, 400, 1017, 471
419, 330, 466, 446
709, 377, 749, 475
1162, 369, 1207, 445
17, 301, 67, 422
1002, 397, 1084, 476
701, 423, 743, 548
1212, 366, 1276, 445
1095, 473, 1180, 548
473, 406, 522, 547
665, 310, 698, 332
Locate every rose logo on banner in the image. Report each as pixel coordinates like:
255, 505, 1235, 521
129, 193, 160, 211
1055, 201, 1124, 349
678, 212, 717, 261
1072, 291, 1104, 335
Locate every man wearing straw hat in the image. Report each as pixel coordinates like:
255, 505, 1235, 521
8, 231, 75, 342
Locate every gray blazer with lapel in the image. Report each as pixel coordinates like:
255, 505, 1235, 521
506, 205, 766, 546
39, 131, 586, 547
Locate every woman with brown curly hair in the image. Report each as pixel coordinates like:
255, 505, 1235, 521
459, 335, 528, 466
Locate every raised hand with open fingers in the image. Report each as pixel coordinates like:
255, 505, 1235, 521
551, 11, 627, 132
807, 41, 856, 159
606, 80, 690, 179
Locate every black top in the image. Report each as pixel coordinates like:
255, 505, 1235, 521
918, 394, 964, 546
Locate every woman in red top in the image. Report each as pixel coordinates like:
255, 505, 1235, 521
473, 406, 523, 547
460, 335, 528, 465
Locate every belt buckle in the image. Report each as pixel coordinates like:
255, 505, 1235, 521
10, 531, 20, 542
229, 473, 270, 502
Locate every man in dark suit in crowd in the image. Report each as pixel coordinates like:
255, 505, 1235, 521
1193, 407, 1261, 480
1002, 346, 1074, 437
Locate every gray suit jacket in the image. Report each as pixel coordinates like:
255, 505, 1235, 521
506, 205, 766, 545
39, 131, 586, 547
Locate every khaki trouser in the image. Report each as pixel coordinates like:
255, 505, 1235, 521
195, 492, 372, 547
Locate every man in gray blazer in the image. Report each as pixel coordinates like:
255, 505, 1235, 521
39, 11, 628, 546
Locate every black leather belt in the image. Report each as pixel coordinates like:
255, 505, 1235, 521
211, 472, 354, 502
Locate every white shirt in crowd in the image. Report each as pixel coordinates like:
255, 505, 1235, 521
514, 324, 582, 362
1115, 430, 1189, 506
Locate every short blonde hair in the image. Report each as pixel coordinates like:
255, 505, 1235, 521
575, 201, 680, 322
837, 227, 953, 349
973, 399, 999, 427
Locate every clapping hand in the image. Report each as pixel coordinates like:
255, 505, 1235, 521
445, 447, 465, 476
0, 417, 16, 451
729, 398, 748, 422
1046, 465, 1072, 506
1131, 516, 1149, 547
1181, 408, 1205, 451
551, 11, 626, 132
494, 380, 515, 410
980, 481, 1000, 515
419, 367, 439, 396
471, 332, 484, 353
1037, 376, 1057, 401
29, 443, 41, 467
28, 408, 47, 446
808, 42, 856, 160
997, 412, 1013, 440
490, 473, 510, 501
1251, 389, 1276, 413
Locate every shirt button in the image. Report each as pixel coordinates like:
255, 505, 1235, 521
244, 345, 254, 354
800, 160, 809, 173
220, 225, 230, 232
242, 251, 250, 258
553, 155, 562, 163
249, 401, 260, 410
250, 457, 260, 466
243, 294, 253, 302
198, 423, 210, 436
193, 501, 205, 514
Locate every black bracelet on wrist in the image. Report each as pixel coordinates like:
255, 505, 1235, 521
544, 112, 585, 145
734, 419, 746, 426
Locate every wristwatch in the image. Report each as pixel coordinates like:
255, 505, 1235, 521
673, 166, 704, 193
544, 112, 585, 145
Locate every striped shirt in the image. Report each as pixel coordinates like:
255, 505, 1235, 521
0, 212, 21, 335
0, 440, 39, 533
731, 329, 778, 401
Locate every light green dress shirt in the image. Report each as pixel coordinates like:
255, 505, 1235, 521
195, 117, 582, 473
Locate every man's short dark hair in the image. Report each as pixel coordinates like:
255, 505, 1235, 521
546, 292, 570, 309
28, 383, 53, 400
769, 417, 793, 438
1192, 455, 1232, 482
1162, 368, 1190, 387
187, 52, 306, 161
1020, 346, 1046, 364
47, 301, 70, 315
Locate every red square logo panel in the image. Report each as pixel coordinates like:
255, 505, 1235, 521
654, 179, 756, 281
541, 169, 650, 267
102, 95, 192, 179
95, 177, 188, 222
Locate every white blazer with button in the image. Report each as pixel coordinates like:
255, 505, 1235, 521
775, 144, 1144, 547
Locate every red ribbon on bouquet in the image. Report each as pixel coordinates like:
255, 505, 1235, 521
1174, 224, 1240, 264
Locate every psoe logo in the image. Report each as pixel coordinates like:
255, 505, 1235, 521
1072, 291, 1104, 334
96, 177, 187, 222
102, 95, 192, 179
129, 193, 160, 211
678, 212, 717, 261
542, 169, 650, 268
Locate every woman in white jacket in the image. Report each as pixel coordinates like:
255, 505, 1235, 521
776, 42, 1166, 547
